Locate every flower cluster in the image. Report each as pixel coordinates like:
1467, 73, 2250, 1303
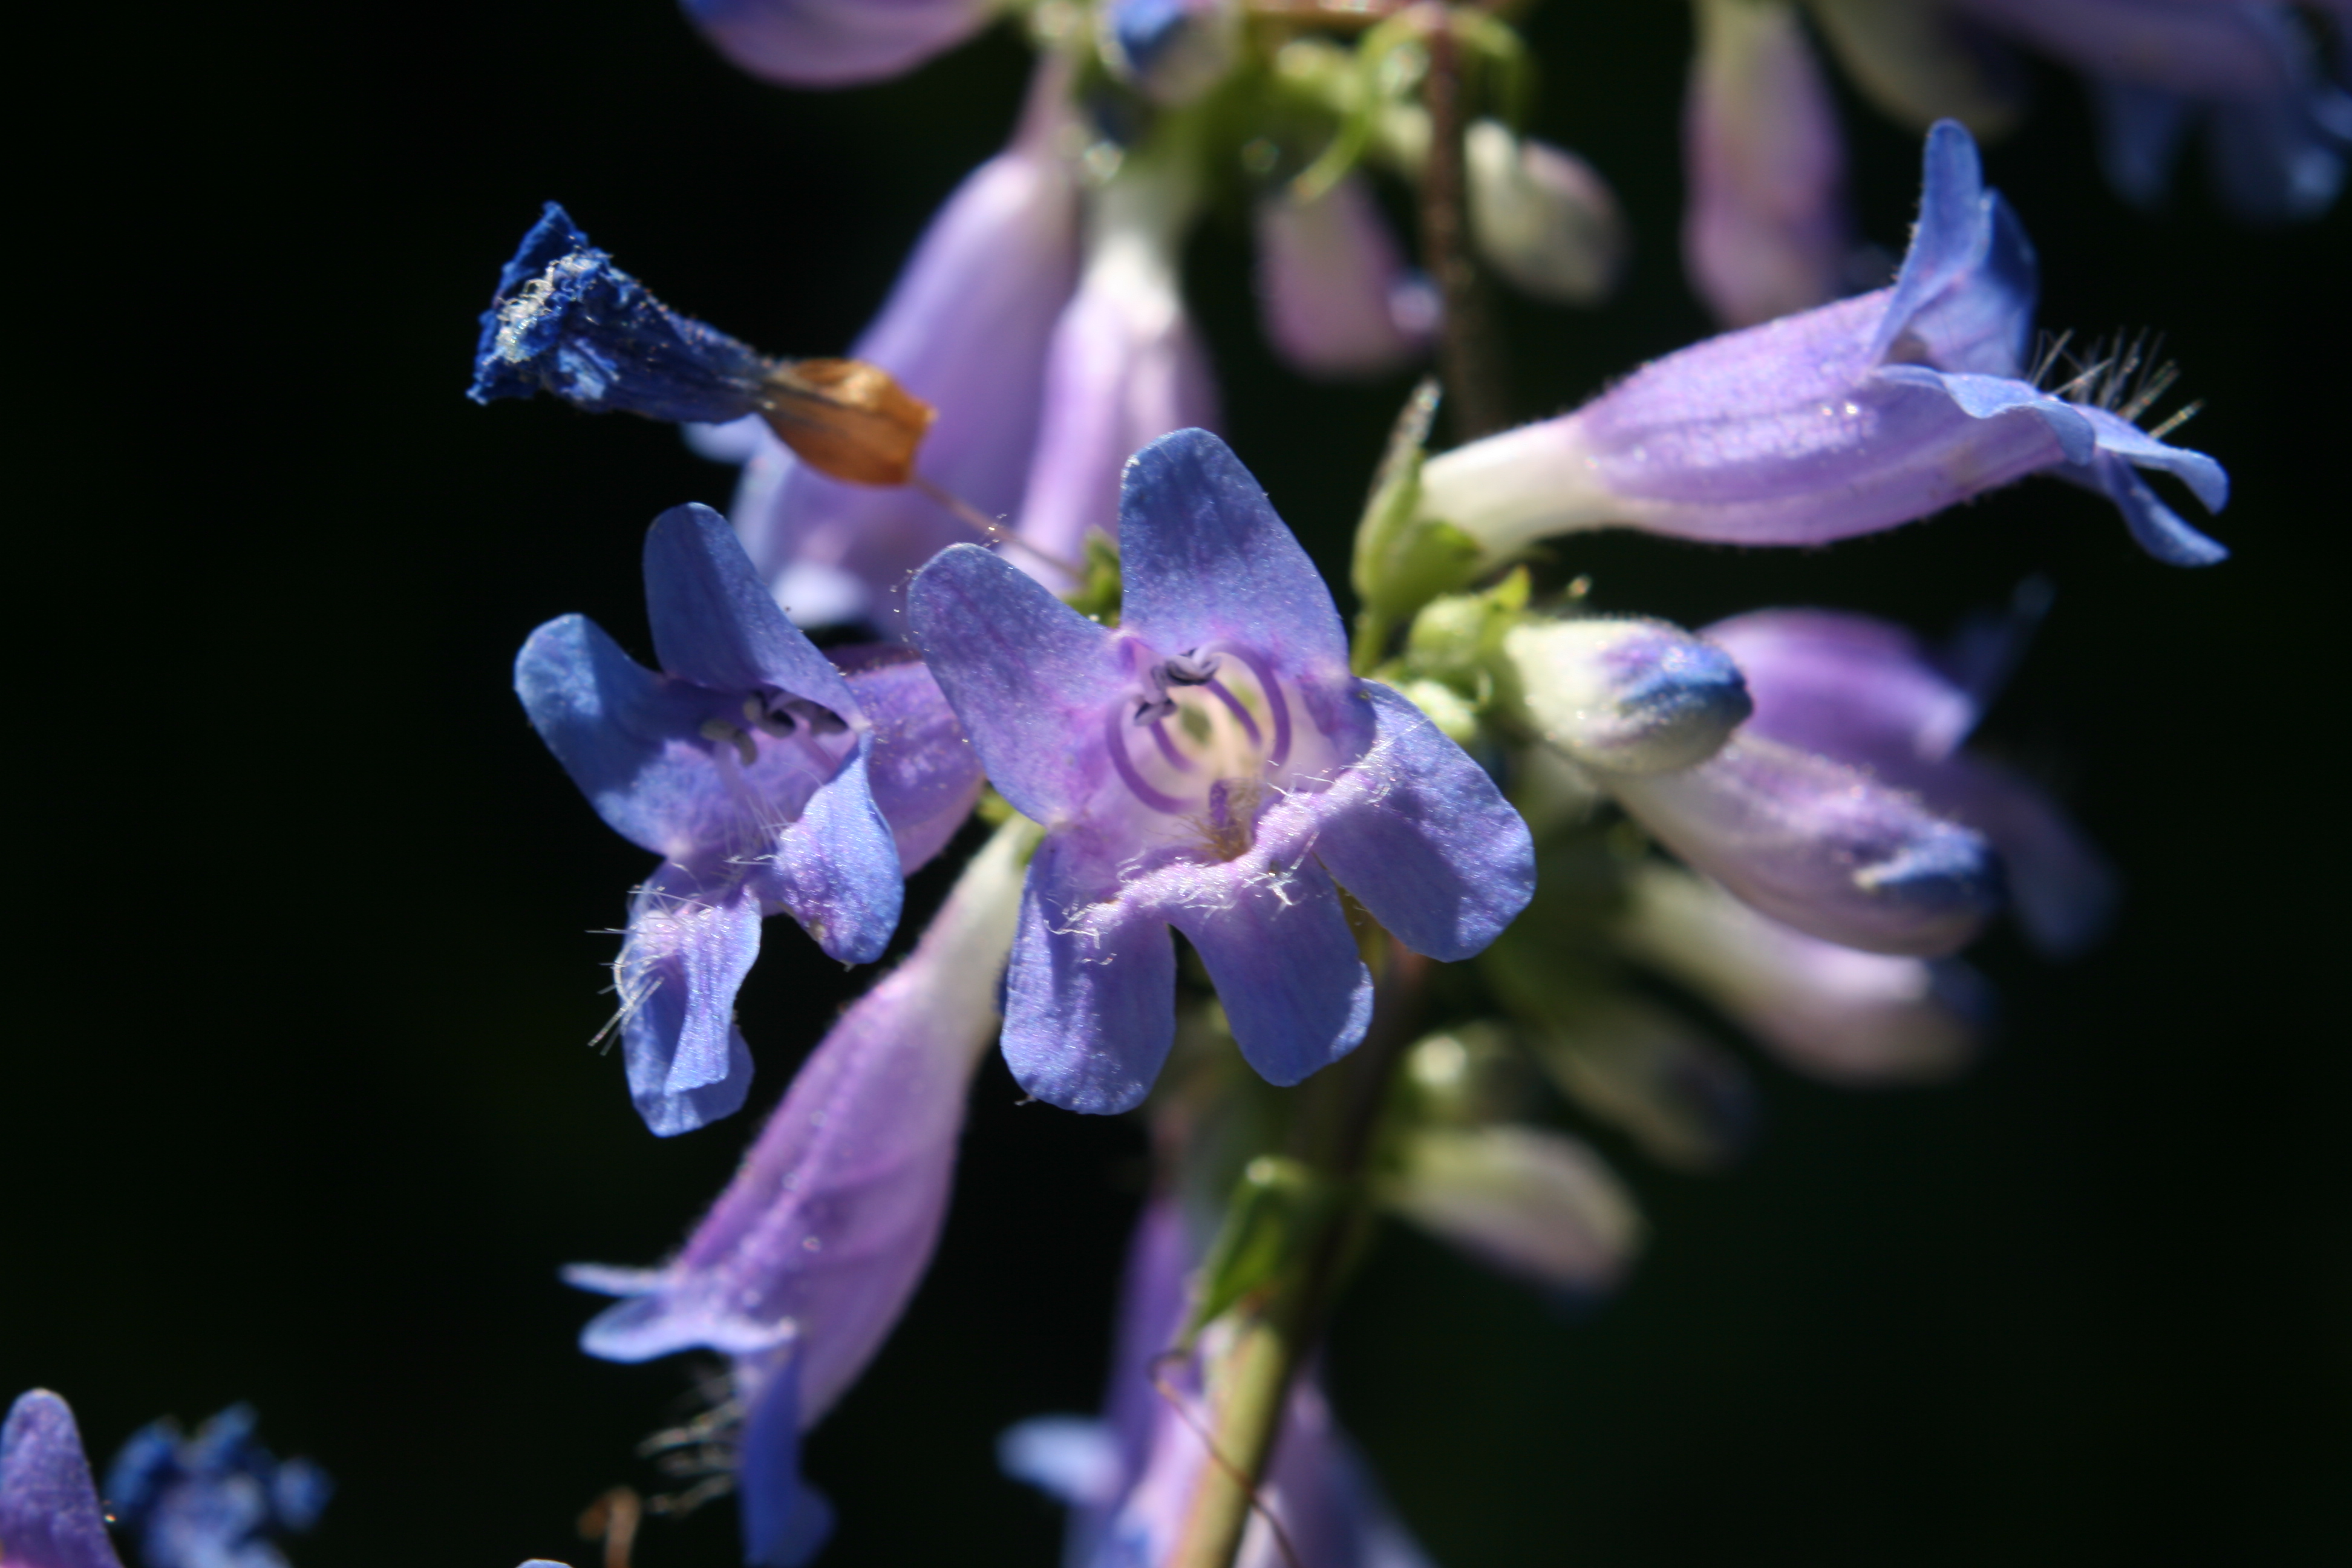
0, 7, 2255, 1568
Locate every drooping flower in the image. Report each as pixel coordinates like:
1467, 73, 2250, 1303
2, 1390, 125, 1568
564, 816, 1037, 1568
1704, 604, 2117, 957
1382, 1123, 1645, 1297
909, 428, 1535, 1114
516, 503, 982, 1135
1416, 120, 2231, 569
1684, 0, 1854, 325
679, 0, 999, 89
1253, 174, 1437, 381
1012, 152, 1221, 589
1000, 1203, 1438, 1568
1615, 861, 1991, 1084
470, 204, 935, 488
708, 54, 1083, 629
1945, 0, 2348, 221
103, 1405, 330, 1568
1492, 607, 1998, 956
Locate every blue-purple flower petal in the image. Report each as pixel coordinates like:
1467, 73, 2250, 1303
1119, 428, 1353, 679
757, 736, 904, 965
683, 0, 996, 88
906, 543, 1128, 825
1168, 855, 1372, 1086
645, 504, 859, 710
619, 866, 761, 1136
737, 1359, 835, 1568
1313, 682, 1537, 961
838, 652, 987, 873
1000, 834, 1179, 1114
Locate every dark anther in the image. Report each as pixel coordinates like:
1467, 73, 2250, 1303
781, 696, 849, 734
1134, 694, 1179, 726
1161, 650, 1222, 685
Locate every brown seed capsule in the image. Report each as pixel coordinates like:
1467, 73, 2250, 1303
757, 358, 937, 486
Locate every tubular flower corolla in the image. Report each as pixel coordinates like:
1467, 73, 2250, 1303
1705, 605, 2117, 957
565, 817, 1037, 1568
1416, 120, 2230, 569
2, 1391, 125, 1568
1253, 174, 1437, 381
679, 0, 1000, 89
1013, 153, 1220, 587
707, 54, 1083, 629
1000, 1203, 1437, 1568
103, 1405, 330, 1568
909, 430, 1535, 1114
515, 504, 982, 1135
1684, 0, 1854, 326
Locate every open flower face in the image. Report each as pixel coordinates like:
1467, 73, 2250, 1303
517, 504, 985, 1135
910, 430, 1534, 1114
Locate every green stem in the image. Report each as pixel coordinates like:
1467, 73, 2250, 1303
1418, 11, 1508, 442
1165, 947, 1434, 1568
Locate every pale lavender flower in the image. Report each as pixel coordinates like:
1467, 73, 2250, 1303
679, 0, 998, 88
710, 56, 1082, 628
1417, 120, 2230, 568
1253, 174, 1437, 381
1616, 863, 1990, 1084
1011, 156, 1220, 587
2, 1391, 124, 1568
909, 430, 1535, 1114
516, 505, 982, 1135
1001, 1203, 1437, 1568
1684, 0, 1853, 326
1706, 605, 2117, 956
566, 817, 1037, 1568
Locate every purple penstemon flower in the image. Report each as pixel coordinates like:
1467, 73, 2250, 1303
516, 503, 981, 1135
707, 53, 1082, 629
1253, 174, 1437, 381
909, 428, 1535, 1114
564, 816, 1036, 1568
1705, 604, 2117, 958
1416, 120, 2232, 569
1013, 151, 1221, 589
2, 1390, 125, 1568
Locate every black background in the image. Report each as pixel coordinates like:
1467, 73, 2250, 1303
12, 3, 2348, 1565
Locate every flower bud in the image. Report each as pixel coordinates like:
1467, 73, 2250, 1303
1100, 0, 1241, 106
1254, 174, 1437, 379
1529, 994, 1757, 1172
1385, 1125, 1645, 1296
1497, 616, 1751, 775
1466, 119, 1629, 305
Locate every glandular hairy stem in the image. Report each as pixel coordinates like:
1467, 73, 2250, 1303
1166, 946, 1434, 1568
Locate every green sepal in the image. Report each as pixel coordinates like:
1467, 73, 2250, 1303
1060, 530, 1123, 626
1179, 1154, 1341, 1346
1352, 381, 1487, 671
